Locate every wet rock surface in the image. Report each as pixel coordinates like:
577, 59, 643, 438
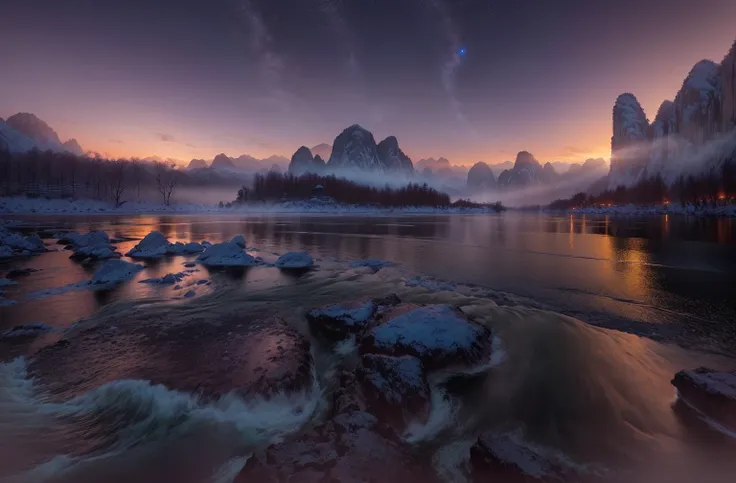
29, 315, 314, 401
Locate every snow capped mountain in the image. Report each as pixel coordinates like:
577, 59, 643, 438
0, 113, 83, 155
674, 60, 722, 145
377, 136, 413, 172
327, 124, 384, 171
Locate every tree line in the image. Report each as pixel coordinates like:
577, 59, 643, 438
549, 160, 736, 210
0, 148, 242, 206
238, 171, 453, 207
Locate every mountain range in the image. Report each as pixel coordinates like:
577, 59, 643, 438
0, 113, 83, 156
607, 38, 736, 189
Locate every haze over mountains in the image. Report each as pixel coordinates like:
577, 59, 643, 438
606, 38, 736, 190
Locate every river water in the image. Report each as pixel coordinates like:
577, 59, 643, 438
1, 212, 735, 482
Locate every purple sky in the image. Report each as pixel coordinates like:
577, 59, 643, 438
1, 0, 735, 165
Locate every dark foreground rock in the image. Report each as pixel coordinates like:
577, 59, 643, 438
356, 354, 431, 431
306, 294, 402, 342
360, 304, 492, 371
672, 367, 736, 433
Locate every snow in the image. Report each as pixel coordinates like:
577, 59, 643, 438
368, 305, 487, 356
1, 322, 54, 338
231, 235, 246, 249
275, 252, 314, 269
125, 231, 169, 259
679, 368, 736, 399
349, 259, 396, 270
563, 202, 736, 218
0, 226, 46, 253
405, 276, 457, 292
165, 241, 205, 255
139, 272, 187, 284
358, 354, 427, 405
196, 240, 256, 267
308, 300, 376, 328
0, 246, 13, 258
91, 260, 144, 284
0, 196, 499, 215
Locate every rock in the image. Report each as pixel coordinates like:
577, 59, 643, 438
307, 300, 377, 341
230, 235, 246, 249
67, 230, 118, 260
377, 136, 414, 173
470, 432, 567, 482
0, 226, 46, 253
722, 40, 736, 131
91, 260, 144, 285
196, 240, 255, 267
609, 93, 650, 188
125, 231, 169, 258
184, 290, 196, 298
165, 241, 205, 255
327, 124, 384, 171
356, 354, 431, 430
361, 304, 491, 371
467, 161, 496, 189
288, 145, 319, 175
139, 272, 185, 284
237, 408, 440, 483
648, 100, 677, 175
674, 60, 722, 145
275, 251, 314, 269
672, 367, 736, 433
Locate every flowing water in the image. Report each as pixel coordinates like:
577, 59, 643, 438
1, 212, 735, 482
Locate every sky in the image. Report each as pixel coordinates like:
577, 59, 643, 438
1, 0, 735, 166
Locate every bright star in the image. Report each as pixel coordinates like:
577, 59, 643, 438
458, 47, 467, 57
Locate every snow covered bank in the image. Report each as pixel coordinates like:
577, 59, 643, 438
0, 196, 500, 216
555, 203, 736, 217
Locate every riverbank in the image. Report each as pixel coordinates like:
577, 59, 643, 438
551, 203, 736, 217
0, 196, 501, 216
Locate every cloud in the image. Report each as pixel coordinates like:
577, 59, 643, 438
156, 133, 176, 142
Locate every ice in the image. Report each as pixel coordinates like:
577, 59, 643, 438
91, 260, 144, 285
230, 235, 246, 248
196, 240, 256, 267
125, 231, 169, 259
275, 252, 314, 269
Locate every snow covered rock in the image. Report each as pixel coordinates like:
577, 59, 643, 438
196, 240, 255, 267
0, 226, 46, 254
125, 231, 169, 258
356, 354, 431, 430
609, 93, 650, 188
327, 124, 384, 171
275, 251, 314, 269
470, 432, 568, 482
165, 241, 204, 255
1, 322, 54, 339
230, 235, 246, 249
348, 259, 396, 271
0, 245, 13, 258
377, 135, 414, 172
66, 230, 118, 261
91, 260, 144, 285
674, 60, 723, 145
307, 300, 378, 341
672, 367, 736, 433
361, 304, 492, 371
139, 272, 186, 284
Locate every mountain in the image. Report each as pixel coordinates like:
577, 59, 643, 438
310, 143, 332, 160
187, 158, 208, 170
377, 136, 413, 172
289, 146, 323, 175
466, 161, 496, 189
211, 153, 236, 170
1, 112, 84, 155
609, 93, 650, 187
497, 151, 556, 188
62, 139, 84, 156
568, 158, 607, 176
327, 125, 384, 171
605, 38, 736, 189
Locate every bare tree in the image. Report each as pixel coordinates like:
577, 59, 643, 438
108, 159, 128, 207
155, 161, 179, 206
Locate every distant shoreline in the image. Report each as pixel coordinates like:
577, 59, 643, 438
0, 196, 502, 216
548, 203, 736, 218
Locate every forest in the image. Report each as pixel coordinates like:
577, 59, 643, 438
548, 161, 736, 210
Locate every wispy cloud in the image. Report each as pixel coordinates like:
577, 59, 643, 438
156, 132, 176, 142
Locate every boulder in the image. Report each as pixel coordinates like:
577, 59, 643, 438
360, 304, 491, 371
67, 230, 118, 261
672, 367, 736, 433
165, 241, 204, 255
91, 260, 144, 285
307, 300, 378, 341
195, 240, 255, 267
356, 354, 431, 430
125, 231, 170, 258
230, 235, 246, 249
275, 251, 314, 269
